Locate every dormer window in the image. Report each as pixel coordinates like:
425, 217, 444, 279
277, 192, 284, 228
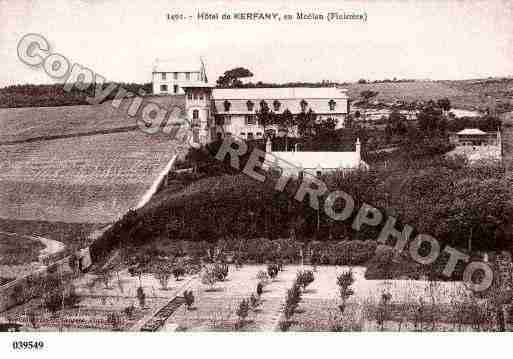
246, 100, 254, 111
223, 100, 231, 112
300, 99, 308, 112
329, 99, 336, 111
273, 100, 281, 112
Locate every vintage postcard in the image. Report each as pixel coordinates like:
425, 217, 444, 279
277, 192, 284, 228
1, 0, 513, 357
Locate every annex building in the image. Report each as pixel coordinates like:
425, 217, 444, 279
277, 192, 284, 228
152, 58, 208, 95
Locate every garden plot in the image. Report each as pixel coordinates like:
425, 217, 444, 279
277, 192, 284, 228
163, 265, 297, 331
282, 266, 478, 331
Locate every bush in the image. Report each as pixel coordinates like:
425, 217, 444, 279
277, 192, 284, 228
201, 266, 218, 289
236, 299, 250, 328
249, 293, 260, 310
267, 264, 279, 280
183, 290, 195, 310
213, 263, 229, 281
173, 266, 186, 281
124, 305, 135, 319
296, 270, 315, 291
136, 286, 146, 308
365, 245, 423, 280
256, 282, 264, 297
285, 282, 302, 316
155, 270, 171, 290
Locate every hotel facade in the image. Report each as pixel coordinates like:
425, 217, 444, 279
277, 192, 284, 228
181, 83, 350, 144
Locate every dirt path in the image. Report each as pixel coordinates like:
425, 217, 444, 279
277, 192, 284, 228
0, 230, 65, 258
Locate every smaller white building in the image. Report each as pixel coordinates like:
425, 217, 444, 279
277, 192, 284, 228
152, 58, 208, 95
264, 138, 368, 177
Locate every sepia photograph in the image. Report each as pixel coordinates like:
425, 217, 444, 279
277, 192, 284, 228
1, 0, 513, 357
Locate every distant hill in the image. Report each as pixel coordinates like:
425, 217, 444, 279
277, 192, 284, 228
344, 78, 513, 112
0, 82, 152, 108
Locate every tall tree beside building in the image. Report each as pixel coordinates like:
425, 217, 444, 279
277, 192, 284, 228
216, 67, 254, 88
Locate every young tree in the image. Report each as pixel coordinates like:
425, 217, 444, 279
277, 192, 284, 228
296, 270, 315, 291
183, 290, 195, 310
156, 270, 171, 290
249, 293, 260, 311
376, 291, 392, 331
136, 286, 146, 308
201, 267, 217, 290
236, 299, 250, 328
337, 270, 355, 314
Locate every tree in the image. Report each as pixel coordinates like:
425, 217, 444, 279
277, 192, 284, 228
296, 270, 315, 291
279, 109, 295, 149
337, 270, 355, 314
360, 90, 379, 103
385, 110, 407, 137
256, 100, 273, 135
216, 67, 253, 88
376, 291, 392, 331
201, 266, 218, 290
297, 109, 317, 137
155, 264, 172, 290
136, 286, 146, 308
437, 98, 451, 115
236, 298, 250, 328
418, 101, 445, 133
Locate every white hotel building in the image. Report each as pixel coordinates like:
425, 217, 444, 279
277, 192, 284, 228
180, 83, 350, 143
153, 61, 363, 175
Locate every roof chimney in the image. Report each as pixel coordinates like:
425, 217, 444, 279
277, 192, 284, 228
266, 137, 272, 153
356, 138, 361, 164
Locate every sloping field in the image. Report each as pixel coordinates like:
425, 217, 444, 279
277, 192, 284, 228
0, 95, 185, 144
0, 130, 184, 223
345, 81, 481, 110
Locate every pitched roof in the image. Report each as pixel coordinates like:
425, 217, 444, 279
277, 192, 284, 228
457, 128, 487, 135
266, 151, 364, 169
212, 87, 348, 100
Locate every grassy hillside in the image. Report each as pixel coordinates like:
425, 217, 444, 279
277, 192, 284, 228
345, 78, 513, 111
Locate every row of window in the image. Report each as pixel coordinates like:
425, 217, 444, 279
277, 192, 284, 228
187, 91, 206, 100
221, 99, 338, 112
160, 84, 179, 93
214, 131, 263, 140
161, 72, 192, 80
212, 115, 258, 126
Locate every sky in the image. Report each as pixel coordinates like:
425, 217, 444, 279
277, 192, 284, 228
0, 0, 512, 87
